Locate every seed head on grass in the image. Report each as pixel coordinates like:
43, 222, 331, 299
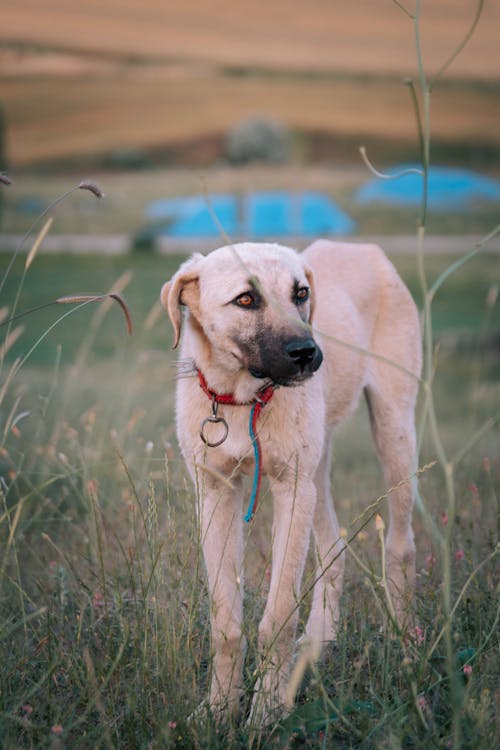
25, 217, 53, 270
0, 177, 106, 296
56, 292, 133, 335
78, 180, 104, 199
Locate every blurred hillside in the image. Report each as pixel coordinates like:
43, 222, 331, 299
1, 0, 499, 169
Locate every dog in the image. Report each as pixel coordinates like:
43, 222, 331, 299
161, 239, 421, 723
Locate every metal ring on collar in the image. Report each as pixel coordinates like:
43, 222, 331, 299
200, 416, 229, 447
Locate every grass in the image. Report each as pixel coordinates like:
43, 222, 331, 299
1, 249, 499, 365
0, 244, 498, 748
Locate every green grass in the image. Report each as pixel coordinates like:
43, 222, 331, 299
1, 249, 499, 365
0, 245, 498, 748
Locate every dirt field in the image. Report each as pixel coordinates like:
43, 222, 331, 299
1, 0, 499, 167
2, 0, 499, 79
4, 71, 498, 167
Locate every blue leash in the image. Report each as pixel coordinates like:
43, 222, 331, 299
244, 403, 261, 523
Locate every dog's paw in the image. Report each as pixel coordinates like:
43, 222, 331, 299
247, 695, 284, 730
187, 699, 211, 726
304, 606, 340, 646
246, 673, 288, 730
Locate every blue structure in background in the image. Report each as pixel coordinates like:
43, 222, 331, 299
145, 191, 356, 238
355, 165, 500, 211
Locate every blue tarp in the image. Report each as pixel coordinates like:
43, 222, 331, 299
145, 191, 356, 237
355, 165, 500, 211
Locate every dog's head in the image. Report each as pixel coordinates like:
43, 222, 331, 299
161, 242, 323, 386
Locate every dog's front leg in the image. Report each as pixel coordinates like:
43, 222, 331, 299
249, 473, 316, 724
198, 473, 246, 719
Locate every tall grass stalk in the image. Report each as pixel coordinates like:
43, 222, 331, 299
390, 1, 499, 745
0, 180, 103, 297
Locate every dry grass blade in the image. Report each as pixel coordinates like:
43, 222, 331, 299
0, 325, 24, 359
56, 293, 133, 335
193, 462, 235, 490
144, 299, 163, 331
0, 358, 21, 408
25, 217, 53, 270
108, 292, 133, 335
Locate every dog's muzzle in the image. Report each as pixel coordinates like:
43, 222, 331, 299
249, 336, 323, 384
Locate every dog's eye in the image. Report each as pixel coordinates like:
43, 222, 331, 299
295, 287, 310, 305
234, 292, 256, 308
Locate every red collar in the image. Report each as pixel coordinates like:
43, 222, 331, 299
196, 369, 275, 407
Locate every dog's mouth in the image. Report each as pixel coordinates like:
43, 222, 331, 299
249, 369, 316, 387
248, 367, 268, 380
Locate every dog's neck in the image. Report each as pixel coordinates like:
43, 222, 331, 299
181, 324, 273, 403
197, 359, 271, 404
196, 368, 275, 407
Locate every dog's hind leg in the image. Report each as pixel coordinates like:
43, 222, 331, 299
198, 474, 246, 717
364, 260, 421, 628
305, 436, 346, 646
364, 382, 419, 627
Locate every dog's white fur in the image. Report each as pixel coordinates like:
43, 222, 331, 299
161, 239, 421, 722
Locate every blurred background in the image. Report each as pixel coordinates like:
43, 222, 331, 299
1, 0, 499, 247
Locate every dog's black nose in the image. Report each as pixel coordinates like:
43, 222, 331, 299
285, 338, 319, 369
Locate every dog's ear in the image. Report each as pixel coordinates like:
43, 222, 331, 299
304, 265, 316, 324
161, 254, 204, 349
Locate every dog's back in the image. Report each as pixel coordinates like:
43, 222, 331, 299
303, 239, 421, 426
303, 239, 415, 332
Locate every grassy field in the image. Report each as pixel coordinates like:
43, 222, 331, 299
0, 241, 498, 747
1, 247, 500, 365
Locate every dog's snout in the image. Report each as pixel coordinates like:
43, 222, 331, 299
245, 334, 323, 385
285, 338, 321, 370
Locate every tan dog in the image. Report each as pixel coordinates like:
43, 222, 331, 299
161, 239, 421, 723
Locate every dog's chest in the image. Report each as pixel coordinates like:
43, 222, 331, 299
215, 402, 306, 477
